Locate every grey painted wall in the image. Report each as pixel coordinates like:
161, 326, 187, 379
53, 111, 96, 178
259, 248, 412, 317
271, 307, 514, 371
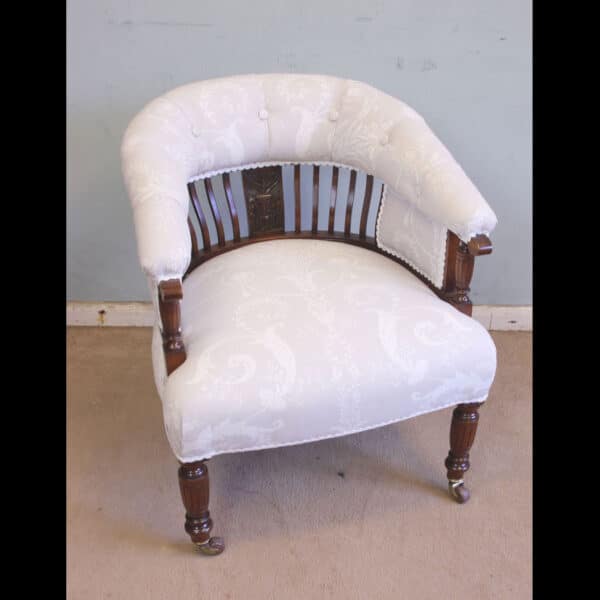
67, 0, 531, 304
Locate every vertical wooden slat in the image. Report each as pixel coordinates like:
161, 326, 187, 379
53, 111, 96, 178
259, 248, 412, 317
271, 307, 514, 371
187, 182, 210, 249
204, 178, 225, 247
328, 166, 339, 234
344, 170, 357, 235
359, 174, 374, 239
187, 216, 198, 257
311, 166, 319, 233
222, 173, 240, 242
240, 170, 251, 234
294, 164, 301, 233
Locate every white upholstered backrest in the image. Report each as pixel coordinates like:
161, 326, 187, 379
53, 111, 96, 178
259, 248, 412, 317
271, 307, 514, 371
122, 74, 497, 286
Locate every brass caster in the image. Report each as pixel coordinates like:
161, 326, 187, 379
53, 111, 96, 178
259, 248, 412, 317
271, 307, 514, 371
196, 536, 225, 556
448, 480, 470, 504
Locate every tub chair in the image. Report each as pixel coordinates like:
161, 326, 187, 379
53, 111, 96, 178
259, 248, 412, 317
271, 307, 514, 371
121, 74, 497, 555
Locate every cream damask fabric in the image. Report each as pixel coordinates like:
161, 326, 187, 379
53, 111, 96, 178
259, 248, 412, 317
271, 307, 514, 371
154, 240, 496, 463
121, 74, 497, 285
376, 186, 448, 288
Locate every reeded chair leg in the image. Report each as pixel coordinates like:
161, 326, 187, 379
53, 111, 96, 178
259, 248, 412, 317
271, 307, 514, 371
178, 460, 225, 555
444, 403, 482, 504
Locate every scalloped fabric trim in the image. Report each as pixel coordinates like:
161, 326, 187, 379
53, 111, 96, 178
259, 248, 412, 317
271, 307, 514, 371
187, 159, 364, 183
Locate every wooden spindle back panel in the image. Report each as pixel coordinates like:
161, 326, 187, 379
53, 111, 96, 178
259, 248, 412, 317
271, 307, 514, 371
182, 163, 492, 314
185, 164, 385, 275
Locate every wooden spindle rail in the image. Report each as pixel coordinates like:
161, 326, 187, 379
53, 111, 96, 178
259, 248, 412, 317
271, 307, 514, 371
312, 166, 319, 234
359, 174, 374, 239
328, 166, 339, 234
187, 217, 198, 256
222, 173, 240, 242
204, 178, 225, 247
344, 169, 357, 236
188, 182, 210, 249
294, 164, 301, 233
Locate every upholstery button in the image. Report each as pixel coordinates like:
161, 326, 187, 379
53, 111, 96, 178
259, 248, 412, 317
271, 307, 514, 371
380, 134, 389, 145
259, 109, 269, 120
329, 110, 339, 122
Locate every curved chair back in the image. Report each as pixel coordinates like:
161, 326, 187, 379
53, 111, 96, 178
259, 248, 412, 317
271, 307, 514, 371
122, 74, 497, 326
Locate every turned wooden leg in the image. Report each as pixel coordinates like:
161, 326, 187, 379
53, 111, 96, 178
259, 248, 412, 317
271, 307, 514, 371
444, 403, 482, 504
178, 460, 225, 555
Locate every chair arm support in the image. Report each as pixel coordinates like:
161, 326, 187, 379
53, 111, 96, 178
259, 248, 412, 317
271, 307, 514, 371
442, 232, 493, 316
467, 234, 493, 256
158, 279, 186, 375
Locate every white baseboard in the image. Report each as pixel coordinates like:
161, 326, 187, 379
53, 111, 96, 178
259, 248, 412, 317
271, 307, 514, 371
471, 305, 532, 331
67, 302, 154, 327
67, 302, 532, 331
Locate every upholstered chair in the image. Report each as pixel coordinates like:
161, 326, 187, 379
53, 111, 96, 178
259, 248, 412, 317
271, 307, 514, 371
121, 74, 497, 555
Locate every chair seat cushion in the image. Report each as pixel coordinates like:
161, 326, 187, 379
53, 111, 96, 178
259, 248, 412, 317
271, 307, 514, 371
154, 239, 496, 462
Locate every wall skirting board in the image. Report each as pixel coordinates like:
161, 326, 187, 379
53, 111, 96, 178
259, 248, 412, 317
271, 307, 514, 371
66, 302, 532, 331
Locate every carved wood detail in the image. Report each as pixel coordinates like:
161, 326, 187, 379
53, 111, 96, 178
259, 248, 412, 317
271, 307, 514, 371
178, 461, 213, 544
178, 460, 225, 554
445, 403, 482, 480
242, 166, 285, 236
442, 232, 492, 316
158, 279, 186, 375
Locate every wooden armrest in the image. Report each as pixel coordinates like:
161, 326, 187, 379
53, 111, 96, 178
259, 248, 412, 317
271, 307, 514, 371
442, 232, 493, 316
467, 234, 492, 256
158, 279, 186, 374
159, 278, 184, 301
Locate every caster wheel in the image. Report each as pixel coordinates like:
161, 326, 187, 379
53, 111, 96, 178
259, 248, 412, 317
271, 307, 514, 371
448, 480, 471, 504
196, 536, 225, 556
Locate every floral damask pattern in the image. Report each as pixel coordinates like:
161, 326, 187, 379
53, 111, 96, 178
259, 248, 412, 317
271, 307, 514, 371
376, 185, 448, 287
121, 74, 497, 283
154, 240, 496, 462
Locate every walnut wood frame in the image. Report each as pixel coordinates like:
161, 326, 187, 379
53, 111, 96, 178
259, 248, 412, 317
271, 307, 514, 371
156, 164, 493, 554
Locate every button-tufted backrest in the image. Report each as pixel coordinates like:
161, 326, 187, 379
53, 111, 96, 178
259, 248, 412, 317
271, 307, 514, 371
121, 74, 497, 285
